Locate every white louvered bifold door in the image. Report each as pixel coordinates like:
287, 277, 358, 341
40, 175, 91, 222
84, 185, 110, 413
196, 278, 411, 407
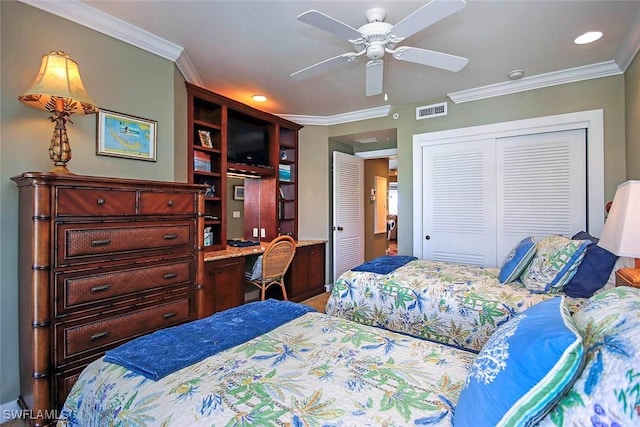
422, 139, 497, 266
333, 151, 364, 282
496, 129, 587, 262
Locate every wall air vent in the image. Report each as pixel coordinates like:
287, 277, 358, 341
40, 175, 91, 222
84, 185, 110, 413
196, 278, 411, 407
416, 102, 447, 120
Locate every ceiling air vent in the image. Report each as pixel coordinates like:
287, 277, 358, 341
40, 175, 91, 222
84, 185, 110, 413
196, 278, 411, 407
416, 102, 447, 120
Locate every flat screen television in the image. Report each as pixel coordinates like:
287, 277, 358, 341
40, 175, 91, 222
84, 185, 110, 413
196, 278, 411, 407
227, 115, 270, 167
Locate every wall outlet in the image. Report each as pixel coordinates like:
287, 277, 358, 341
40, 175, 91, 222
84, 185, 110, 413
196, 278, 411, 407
232, 211, 241, 218
260, 228, 266, 238
252, 228, 258, 237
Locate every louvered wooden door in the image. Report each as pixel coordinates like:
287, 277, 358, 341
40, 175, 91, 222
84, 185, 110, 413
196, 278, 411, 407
420, 129, 587, 267
333, 151, 364, 281
496, 129, 587, 260
421, 138, 497, 265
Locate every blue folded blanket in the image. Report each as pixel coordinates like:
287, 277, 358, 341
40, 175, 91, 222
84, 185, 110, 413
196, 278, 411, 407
351, 255, 417, 275
104, 299, 315, 380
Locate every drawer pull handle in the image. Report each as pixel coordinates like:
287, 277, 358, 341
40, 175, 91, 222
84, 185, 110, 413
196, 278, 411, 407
96, 198, 105, 206
90, 331, 109, 341
167, 200, 174, 207
164, 234, 178, 240
163, 311, 177, 319
90, 284, 111, 293
91, 239, 112, 247
163, 273, 178, 279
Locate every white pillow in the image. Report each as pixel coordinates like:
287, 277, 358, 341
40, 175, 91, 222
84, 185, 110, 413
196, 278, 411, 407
249, 255, 263, 281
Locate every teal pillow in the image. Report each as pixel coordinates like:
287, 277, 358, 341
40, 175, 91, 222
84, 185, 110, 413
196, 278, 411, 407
454, 297, 584, 427
498, 237, 536, 283
521, 235, 589, 293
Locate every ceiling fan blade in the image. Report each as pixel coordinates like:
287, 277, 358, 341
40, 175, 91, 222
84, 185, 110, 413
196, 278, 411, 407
390, 0, 466, 41
366, 59, 384, 96
290, 52, 359, 80
297, 10, 363, 41
392, 46, 468, 72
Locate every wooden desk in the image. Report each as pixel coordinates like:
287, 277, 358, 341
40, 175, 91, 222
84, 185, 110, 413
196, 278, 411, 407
199, 240, 327, 317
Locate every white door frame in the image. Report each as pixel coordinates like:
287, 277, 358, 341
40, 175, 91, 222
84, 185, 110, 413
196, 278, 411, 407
412, 109, 604, 256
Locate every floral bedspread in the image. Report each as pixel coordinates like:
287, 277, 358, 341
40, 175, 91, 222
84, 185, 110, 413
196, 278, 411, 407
326, 259, 583, 352
58, 312, 475, 426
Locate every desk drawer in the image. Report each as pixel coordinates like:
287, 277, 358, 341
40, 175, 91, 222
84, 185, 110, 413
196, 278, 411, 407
140, 191, 196, 215
56, 298, 192, 365
56, 259, 193, 315
57, 187, 137, 216
57, 222, 193, 265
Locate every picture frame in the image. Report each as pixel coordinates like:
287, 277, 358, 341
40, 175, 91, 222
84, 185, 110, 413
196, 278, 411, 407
193, 150, 211, 172
233, 185, 244, 200
198, 129, 213, 148
97, 110, 157, 161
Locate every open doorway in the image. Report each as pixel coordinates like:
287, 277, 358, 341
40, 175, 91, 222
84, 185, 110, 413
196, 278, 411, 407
330, 130, 398, 276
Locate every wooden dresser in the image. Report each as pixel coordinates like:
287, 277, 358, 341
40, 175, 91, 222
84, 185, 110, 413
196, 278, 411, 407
11, 172, 205, 426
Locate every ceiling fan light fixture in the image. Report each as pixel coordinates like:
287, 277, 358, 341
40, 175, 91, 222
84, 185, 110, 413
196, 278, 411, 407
574, 31, 603, 45
251, 94, 267, 102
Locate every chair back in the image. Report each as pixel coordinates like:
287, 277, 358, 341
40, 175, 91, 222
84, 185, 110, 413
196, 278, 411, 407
261, 235, 296, 281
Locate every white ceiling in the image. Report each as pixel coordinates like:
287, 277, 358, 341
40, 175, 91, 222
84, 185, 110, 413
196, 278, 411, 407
28, 0, 640, 121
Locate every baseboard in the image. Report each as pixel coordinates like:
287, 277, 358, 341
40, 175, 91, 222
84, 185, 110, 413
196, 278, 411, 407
1, 399, 20, 421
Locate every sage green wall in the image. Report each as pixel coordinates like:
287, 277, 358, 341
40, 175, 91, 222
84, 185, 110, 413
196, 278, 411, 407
297, 126, 331, 281
329, 76, 627, 256
0, 1, 180, 405
626, 52, 640, 179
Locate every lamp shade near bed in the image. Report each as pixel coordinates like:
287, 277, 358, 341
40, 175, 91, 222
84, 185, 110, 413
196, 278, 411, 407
598, 180, 640, 285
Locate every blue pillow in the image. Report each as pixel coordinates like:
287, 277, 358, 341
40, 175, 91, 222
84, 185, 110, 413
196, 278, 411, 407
563, 231, 618, 298
498, 237, 536, 283
454, 297, 584, 427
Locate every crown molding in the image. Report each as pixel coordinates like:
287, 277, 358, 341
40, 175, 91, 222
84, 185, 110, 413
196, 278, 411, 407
448, 61, 623, 104
278, 105, 392, 126
19, 0, 184, 62
175, 51, 203, 87
615, 3, 640, 71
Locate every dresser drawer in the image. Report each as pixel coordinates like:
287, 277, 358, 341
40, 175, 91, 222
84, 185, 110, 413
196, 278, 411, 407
56, 258, 193, 315
140, 191, 196, 215
56, 297, 192, 365
57, 187, 137, 216
57, 221, 194, 265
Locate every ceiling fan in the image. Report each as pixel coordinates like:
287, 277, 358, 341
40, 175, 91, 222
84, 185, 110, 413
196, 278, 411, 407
290, 0, 469, 96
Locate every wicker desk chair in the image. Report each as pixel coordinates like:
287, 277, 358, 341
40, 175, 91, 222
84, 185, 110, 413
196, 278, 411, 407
248, 235, 297, 301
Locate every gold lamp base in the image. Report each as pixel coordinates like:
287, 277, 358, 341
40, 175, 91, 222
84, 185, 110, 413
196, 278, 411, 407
48, 110, 73, 174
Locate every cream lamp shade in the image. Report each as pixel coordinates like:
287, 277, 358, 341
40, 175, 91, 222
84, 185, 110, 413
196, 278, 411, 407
18, 51, 98, 173
598, 180, 640, 260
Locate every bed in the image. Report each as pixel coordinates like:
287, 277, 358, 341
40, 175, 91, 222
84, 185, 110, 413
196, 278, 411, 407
57, 287, 640, 426
326, 255, 588, 352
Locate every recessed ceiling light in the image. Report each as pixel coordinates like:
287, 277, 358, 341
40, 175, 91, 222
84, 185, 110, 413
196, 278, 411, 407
252, 95, 267, 102
574, 31, 603, 45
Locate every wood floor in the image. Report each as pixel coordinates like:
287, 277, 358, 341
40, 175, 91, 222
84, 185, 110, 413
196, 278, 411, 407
300, 291, 330, 313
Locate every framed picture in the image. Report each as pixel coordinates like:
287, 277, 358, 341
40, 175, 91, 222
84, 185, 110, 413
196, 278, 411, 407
233, 185, 244, 200
198, 129, 213, 148
97, 110, 157, 161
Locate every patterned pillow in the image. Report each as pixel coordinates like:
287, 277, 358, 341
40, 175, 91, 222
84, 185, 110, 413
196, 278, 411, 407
498, 237, 536, 283
454, 297, 584, 427
249, 255, 263, 281
539, 287, 640, 427
521, 235, 589, 293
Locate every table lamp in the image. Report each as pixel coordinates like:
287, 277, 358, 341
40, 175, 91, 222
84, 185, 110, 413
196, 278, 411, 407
18, 51, 98, 173
598, 180, 640, 287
